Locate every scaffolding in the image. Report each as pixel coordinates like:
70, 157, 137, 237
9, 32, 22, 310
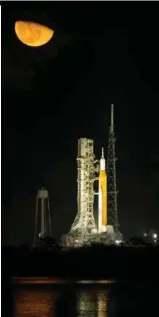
69, 138, 97, 243
107, 104, 119, 233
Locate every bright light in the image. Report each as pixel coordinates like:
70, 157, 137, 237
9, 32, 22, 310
91, 228, 97, 233
77, 280, 115, 284
101, 226, 107, 232
115, 240, 122, 245
153, 233, 157, 239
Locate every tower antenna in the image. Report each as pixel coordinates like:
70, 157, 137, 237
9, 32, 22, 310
110, 104, 114, 132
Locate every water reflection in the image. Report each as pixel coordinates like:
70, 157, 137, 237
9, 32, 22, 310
13, 289, 56, 317
13, 287, 112, 317
77, 280, 115, 284
76, 290, 109, 317
12, 282, 159, 317
97, 293, 109, 317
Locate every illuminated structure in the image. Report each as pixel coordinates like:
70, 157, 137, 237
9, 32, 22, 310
107, 104, 119, 234
33, 187, 52, 246
97, 104, 122, 243
61, 104, 122, 247
98, 147, 107, 233
61, 138, 98, 246
70, 138, 97, 237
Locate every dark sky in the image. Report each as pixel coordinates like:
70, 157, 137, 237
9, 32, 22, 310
2, 2, 159, 245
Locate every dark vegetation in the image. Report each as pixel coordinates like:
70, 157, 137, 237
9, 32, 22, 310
2, 242, 159, 284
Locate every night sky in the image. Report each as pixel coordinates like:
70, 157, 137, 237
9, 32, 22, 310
2, 3, 159, 245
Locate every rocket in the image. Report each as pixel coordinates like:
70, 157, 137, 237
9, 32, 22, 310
98, 147, 107, 232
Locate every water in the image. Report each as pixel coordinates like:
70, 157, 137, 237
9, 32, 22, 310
8, 279, 159, 317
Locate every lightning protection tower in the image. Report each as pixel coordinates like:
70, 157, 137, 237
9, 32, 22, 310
107, 104, 119, 233
70, 138, 97, 240
33, 186, 52, 246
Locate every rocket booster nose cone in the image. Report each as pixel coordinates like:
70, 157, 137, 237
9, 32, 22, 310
100, 147, 106, 170
100, 155, 105, 171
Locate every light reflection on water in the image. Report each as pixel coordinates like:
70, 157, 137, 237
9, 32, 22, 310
12, 277, 115, 285
12, 280, 159, 317
77, 280, 115, 284
13, 286, 112, 317
13, 290, 56, 317
76, 291, 109, 317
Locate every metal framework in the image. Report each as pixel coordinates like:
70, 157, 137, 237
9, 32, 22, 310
107, 104, 119, 233
33, 187, 52, 246
70, 138, 97, 237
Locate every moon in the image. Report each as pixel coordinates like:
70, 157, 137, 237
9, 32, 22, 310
15, 21, 55, 47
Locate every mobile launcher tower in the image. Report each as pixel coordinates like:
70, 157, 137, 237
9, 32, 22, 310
61, 138, 98, 246
70, 138, 97, 236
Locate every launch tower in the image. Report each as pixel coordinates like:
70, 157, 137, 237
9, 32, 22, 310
33, 187, 52, 246
69, 138, 97, 240
107, 104, 119, 233
61, 105, 122, 247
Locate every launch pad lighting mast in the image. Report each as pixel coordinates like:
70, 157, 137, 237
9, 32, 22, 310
107, 104, 119, 233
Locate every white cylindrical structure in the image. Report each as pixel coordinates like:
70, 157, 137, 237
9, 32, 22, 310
100, 147, 105, 170
98, 187, 102, 232
37, 187, 49, 199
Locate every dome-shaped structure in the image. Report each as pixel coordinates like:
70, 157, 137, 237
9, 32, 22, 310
37, 187, 48, 199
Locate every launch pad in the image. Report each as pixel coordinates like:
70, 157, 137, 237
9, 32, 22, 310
61, 226, 122, 248
61, 105, 123, 248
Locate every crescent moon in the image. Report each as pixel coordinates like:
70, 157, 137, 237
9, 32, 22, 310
15, 21, 55, 47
